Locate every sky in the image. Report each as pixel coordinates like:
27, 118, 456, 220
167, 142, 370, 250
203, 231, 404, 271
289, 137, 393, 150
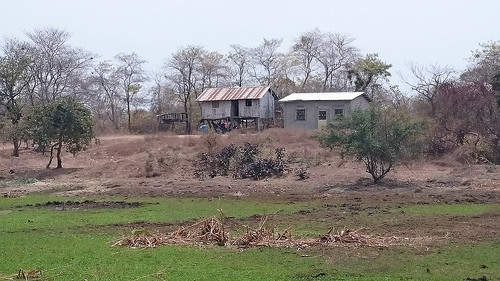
1, 0, 499, 91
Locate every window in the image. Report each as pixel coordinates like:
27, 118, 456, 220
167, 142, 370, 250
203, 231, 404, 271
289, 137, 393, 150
212, 101, 219, 108
334, 109, 344, 118
296, 109, 306, 121
245, 99, 253, 107
318, 110, 327, 120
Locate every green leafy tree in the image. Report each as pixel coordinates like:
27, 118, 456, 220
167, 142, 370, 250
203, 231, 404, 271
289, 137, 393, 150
316, 108, 424, 183
348, 53, 391, 99
25, 99, 95, 169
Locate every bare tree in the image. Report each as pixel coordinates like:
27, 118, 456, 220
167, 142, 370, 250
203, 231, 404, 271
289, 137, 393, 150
25, 27, 94, 105
313, 33, 358, 91
379, 85, 412, 111
165, 45, 205, 133
149, 71, 165, 116
406, 63, 455, 117
292, 29, 322, 90
249, 38, 284, 86
226, 44, 251, 87
92, 60, 123, 130
270, 53, 300, 98
199, 50, 227, 90
149, 70, 184, 115
115, 52, 148, 133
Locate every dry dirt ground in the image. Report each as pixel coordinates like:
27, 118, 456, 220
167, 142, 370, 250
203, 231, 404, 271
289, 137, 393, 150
1, 129, 499, 244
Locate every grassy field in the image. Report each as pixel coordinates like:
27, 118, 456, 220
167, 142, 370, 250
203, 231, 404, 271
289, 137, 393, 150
1, 194, 499, 280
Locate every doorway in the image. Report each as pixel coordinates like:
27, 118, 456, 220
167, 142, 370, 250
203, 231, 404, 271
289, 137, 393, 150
231, 100, 239, 117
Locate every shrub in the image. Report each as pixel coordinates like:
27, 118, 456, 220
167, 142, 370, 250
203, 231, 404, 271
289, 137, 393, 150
144, 151, 160, 177
239, 142, 260, 164
233, 148, 287, 180
201, 131, 220, 154
145, 151, 155, 174
194, 143, 288, 180
294, 167, 310, 180
316, 108, 425, 183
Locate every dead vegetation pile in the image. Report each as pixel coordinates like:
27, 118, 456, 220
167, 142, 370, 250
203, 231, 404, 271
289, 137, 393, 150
112, 217, 228, 248
112, 216, 433, 250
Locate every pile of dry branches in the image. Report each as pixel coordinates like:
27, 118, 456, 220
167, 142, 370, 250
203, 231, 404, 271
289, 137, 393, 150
112, 216, 421, 250
113, 217, 228, 248
231, 217, 292, 247
318, 227, 368, 245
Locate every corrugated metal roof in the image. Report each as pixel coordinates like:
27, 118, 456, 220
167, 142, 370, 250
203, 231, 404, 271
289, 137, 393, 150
196, 86, 272, 101
279, 92, 367, 102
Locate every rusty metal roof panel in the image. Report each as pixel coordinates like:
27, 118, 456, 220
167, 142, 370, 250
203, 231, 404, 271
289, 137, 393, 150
196, 86, 272, 101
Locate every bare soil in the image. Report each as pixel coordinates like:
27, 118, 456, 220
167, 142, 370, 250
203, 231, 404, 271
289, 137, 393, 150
1, 129, 499, 244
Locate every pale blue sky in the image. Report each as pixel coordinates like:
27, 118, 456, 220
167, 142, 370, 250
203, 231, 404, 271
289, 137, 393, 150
1, 0, 499, 90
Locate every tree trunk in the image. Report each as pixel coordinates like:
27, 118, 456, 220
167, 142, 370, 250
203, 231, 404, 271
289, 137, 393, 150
56, 142, 63, 169
46, 143, 58, 169
12, 137, 20, 157
127, 97, 132, 133
184, 98, 191, 134
109, 103, 120, 130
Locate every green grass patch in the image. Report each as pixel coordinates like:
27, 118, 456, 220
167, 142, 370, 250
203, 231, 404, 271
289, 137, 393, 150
401, 202, 500, 216
0, 195, 329, 280
0, 195, 311, 232
1, 195, 499, 280
2, 230, 498, 280
303, 242, 500, 280
0, 225, 335, 280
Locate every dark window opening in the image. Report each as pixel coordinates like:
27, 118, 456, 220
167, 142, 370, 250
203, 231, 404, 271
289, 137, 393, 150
334, 109, 344, 118
296, 109, 306, 121
318, 110, 327, 120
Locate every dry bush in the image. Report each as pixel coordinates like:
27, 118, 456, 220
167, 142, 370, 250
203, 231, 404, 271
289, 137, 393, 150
294, 167, 310, 180
140, 134, 202, 176
450, 146, 476, 165
156, 152, 181, 171
144, 151, 161, 177
190, 129, 335, 180
200, 132, 221, 153
448, 140, 494, 165
194, 142, 288, 180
